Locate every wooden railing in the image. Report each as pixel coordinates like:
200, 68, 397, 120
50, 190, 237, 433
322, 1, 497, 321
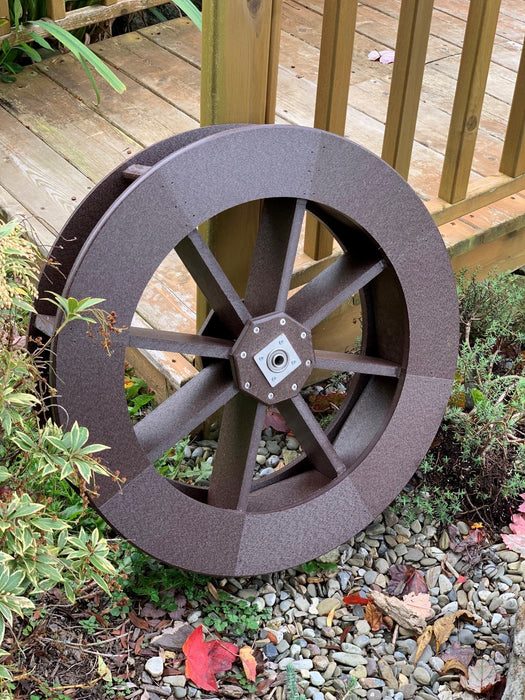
0, 0, 168, 43
302, 0, 525, 258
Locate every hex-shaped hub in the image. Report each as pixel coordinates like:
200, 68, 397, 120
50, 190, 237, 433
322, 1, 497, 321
231, 313, 315, 404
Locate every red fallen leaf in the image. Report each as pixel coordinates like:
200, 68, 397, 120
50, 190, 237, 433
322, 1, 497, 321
263, 407, 289, 433
485, 677, 506, 700
343, 593, 372, 606
183, 625, 238, 692
502, 511, 525, 556
239, 646, 257, 682
129, 611, 149, 630
456, 574, 467, 586
441, 640, 474, 668
387, 564, 427, 596
308, 392, 345, 414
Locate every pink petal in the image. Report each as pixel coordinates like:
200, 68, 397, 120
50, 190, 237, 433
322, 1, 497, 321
368, 50, 381, 61
379, 50, 395, 64
502, 533, 525, 557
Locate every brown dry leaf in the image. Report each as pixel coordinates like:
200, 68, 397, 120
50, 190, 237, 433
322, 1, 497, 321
403, 592, 433, 620
364, 602, 383, 632
415, 625, 433, 664
434, 610, 482, 652
441, 658, 469, 676
129, 611, 149, 631
326, 606, 337, 627
369, 590, 426, 634
207, 582, 220, 601
441, 640, 474, 668
134, 634, 144, 656
265, 630, 278, 645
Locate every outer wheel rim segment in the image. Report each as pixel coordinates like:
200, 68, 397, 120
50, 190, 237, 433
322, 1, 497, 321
48, 125, 458, 576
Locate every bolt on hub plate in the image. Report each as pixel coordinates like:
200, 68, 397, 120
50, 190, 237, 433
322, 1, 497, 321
231, 314, 314, 404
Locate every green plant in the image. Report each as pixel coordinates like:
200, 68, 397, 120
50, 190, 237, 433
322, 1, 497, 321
398, 271, 525, 528
0, 220, 122, 686
301, 559, 338, 574
285, 664, 306, 700
202, 591, 271, 639
154, 439, 213, 484
124, 368, 156, 420
114, 539, 209, 608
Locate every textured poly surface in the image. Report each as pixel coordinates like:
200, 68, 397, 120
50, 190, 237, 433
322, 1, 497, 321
35, 125, 458, 575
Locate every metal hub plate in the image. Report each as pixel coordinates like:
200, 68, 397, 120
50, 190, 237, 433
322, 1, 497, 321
231, 314, 314, 404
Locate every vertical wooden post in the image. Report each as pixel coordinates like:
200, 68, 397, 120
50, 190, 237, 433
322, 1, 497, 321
500, 39, 525, 177
0, 0, 10, 36
438, 0, 501, 203
303, 0, 357, 261
46, 0, 66, 20
198, 0, 282, 327
381, 0, 434, 180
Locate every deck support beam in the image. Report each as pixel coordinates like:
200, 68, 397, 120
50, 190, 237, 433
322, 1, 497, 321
303, 0, 357, 261
198, 0, 282, 327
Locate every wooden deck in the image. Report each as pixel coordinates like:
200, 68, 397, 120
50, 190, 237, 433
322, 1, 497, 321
1, 0, 524, 394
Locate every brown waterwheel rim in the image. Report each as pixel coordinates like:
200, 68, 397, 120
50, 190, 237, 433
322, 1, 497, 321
35, 125, 458, 576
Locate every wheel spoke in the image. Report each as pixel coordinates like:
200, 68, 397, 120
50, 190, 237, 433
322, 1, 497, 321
175, 229, 250, 335
244, 198, 306, 316
277, 395, 345, 479
134, 362, 236, 462
314, 350, 400, 377
286, 253, 386, 329
128, 327, 233, 359
207, 394, 266, 511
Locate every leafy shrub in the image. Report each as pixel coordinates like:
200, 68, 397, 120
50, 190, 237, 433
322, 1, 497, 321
0, 220, 119, 684
397, 271, 525, 528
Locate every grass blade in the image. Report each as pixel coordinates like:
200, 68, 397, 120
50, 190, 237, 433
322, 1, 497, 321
171, 0, 201, 31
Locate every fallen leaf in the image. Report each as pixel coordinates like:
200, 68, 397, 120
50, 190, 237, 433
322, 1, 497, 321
97, 655, 112, 683
364, 602, 383, 631
255, 677, 274, 695
415, 625, 433, 663
239, 646, 257, 682
141, 603, 167, 619
460, 658, 499, 694
207, 582, 220, 601
183, 625, 238, 692
263, 407, 289, 433
379, 50, 395, 64
343, 592, 372, 606
129, 611, 149, 631
326, 605, 337, 627
456, 575, 467, 586
502, 512, 525, 556
402, 592, 433, 620
387, 564, 427, 596
134, 634, 144, 655
433, 610, 482, 652
441, 640, 474, 668
369, 590, 426, 634
308, 392, 345, 413
441, 658, 468, 676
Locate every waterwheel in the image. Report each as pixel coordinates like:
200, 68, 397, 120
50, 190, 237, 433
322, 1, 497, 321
31, 124, 458, 576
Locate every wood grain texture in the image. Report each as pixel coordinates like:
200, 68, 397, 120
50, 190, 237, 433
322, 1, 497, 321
39, 51, 196, 146
500, 40, 525, 177
0, 184, 56, 252
0, 67, 140, 182
381, 0, 434, 179
46, 0, 65, 20
304, 0, 357, 261
0, 109, 92, 234
438, 0, 502, 203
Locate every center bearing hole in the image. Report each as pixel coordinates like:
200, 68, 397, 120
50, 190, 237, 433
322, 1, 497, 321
267, 349, 289, 373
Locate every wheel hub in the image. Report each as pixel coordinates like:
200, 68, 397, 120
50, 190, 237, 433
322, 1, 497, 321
230, 313, 314, 404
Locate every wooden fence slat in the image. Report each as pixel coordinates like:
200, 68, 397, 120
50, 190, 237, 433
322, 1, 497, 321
198, 0, 282, 327
303, 0, 357, 261
438, 0, 501, 203
500, 39, 525, 177
0, 0, 9, 36
381, 0, 434, 180
46, 0, 66, 20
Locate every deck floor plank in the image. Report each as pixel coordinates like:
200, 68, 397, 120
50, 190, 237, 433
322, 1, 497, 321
0, 66, 141, 182
38, 52, 197, 146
